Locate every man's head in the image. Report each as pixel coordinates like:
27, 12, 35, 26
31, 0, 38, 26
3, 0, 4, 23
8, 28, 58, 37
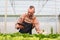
28, 6, 35, 16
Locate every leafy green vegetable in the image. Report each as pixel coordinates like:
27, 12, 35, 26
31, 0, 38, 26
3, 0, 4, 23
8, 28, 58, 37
0, 32, 60, 40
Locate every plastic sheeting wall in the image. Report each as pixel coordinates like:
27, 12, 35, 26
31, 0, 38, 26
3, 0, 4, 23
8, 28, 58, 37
0, 0, 60, 34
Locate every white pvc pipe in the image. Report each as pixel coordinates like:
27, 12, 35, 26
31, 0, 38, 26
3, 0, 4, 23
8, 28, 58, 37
4, 0, 8, 33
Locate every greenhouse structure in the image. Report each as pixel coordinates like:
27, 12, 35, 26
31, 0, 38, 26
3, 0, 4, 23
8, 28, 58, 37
0, 0, 60, 40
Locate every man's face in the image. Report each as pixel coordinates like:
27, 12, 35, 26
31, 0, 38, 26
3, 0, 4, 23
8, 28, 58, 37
28, 8, 35, 16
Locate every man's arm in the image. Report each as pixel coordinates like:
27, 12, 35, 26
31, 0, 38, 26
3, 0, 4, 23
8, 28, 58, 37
33, 17, 43, 34
15, 14, 25, 29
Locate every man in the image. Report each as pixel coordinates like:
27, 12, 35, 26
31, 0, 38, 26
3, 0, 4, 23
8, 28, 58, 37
15, 6, 43, 34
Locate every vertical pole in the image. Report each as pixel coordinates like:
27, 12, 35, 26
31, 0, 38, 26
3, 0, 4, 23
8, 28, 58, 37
57, 8, 60, 33
4, 0, 8, 33
59, 15, 60, 33
55, 0, 57, 33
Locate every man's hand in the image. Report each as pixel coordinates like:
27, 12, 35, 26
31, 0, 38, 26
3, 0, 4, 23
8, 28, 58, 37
15, 23, 24, 29
37, 30, 44, 34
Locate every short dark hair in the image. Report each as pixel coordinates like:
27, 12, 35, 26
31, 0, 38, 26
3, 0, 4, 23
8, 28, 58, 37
29, 6, 34, 9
